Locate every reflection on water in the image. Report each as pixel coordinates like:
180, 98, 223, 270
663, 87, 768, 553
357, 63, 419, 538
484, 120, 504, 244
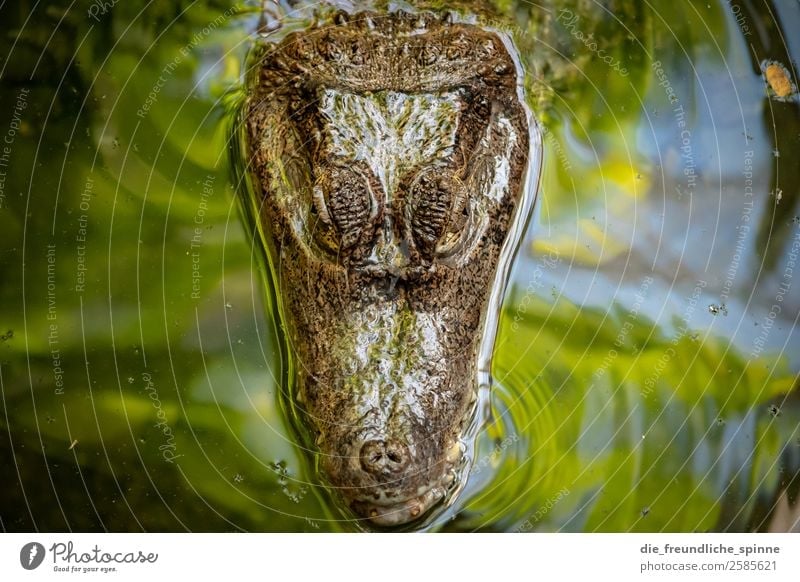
0, 0, 798, 532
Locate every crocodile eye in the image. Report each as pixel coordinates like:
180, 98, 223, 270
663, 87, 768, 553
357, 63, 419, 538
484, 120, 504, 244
311, 165, 376, 254
406, 168, 467, 258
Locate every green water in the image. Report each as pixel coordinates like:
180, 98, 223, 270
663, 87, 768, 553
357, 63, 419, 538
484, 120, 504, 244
1, 0, 798, 532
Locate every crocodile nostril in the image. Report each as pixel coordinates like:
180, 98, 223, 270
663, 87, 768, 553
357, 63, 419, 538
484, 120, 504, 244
360, 440, 409, 475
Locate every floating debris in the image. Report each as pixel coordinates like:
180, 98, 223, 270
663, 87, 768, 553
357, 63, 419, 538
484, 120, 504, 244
762, 60, 796, 100
641, 506, 650, 518
269, 460, 307, 503
769, 405, 781, 418
708, 303, 728, 316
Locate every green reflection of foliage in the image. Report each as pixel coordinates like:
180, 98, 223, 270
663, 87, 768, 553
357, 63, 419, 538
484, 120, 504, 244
451, 276, 798, 533
0, 0, 331, 532
444, 0, 799, 533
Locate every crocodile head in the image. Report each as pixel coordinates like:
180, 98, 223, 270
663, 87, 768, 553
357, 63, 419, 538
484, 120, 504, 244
244, 10, 534, 527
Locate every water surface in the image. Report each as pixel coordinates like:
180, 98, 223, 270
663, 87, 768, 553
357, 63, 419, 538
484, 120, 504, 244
0, 0, 798, 531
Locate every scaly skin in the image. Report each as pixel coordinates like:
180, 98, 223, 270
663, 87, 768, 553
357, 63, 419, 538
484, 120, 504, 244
245, 9, 531, 527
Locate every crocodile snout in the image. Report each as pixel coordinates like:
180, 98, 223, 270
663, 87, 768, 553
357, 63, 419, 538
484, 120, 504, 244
359, 439, 410, 476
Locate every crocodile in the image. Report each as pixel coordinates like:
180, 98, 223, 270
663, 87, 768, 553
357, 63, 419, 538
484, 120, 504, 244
242, 8, 538, 527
